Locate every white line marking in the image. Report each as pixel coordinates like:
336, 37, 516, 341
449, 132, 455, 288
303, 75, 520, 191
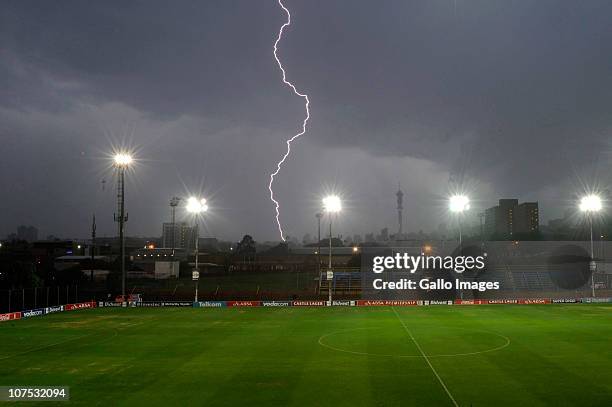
392, 307, 459, 407
317, 327, 510, 358
318, 327, 409, 357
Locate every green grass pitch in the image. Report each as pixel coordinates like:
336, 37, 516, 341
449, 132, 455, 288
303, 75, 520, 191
1, 305, 611, 406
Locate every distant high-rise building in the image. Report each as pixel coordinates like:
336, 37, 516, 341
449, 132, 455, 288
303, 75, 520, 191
514, 202, 539, 235
485, 199, 518, 238
162, 222, 195, 249
17, 225, 38, 242
485, 199, 539, 239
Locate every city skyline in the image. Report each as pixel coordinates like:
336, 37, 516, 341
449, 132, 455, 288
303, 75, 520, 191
4, 193, 605, 245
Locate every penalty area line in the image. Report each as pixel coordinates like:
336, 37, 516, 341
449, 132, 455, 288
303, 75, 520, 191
392, 307, 459, 407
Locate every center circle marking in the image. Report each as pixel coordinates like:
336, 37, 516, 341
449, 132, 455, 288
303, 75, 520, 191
318, 327, 510, 358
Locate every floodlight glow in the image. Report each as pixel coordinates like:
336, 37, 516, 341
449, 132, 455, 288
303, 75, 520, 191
580, 194, 602, 213
186, 197, 208, 214
113, 153, 133, 167
323, 195, 342, 213
449, 195, 470, 213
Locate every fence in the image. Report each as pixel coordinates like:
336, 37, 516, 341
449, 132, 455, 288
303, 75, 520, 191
0, 266, 612, 313
0, 285, 86, 313
0, 270, 323, 313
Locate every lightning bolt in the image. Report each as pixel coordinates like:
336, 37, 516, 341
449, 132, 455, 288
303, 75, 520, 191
268, 0, 310, 242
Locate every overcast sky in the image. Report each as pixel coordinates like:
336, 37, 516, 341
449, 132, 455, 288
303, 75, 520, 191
1, 0, 612, 242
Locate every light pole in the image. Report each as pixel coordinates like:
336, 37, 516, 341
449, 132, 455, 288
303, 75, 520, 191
186, 197, 208, 303
113, 153, 132, 303
169, 197, 182, 278
580, 194, 602, 298
316, 212, 322, 272
449, 195, 470, 255
322, 195, 342, 305
450, 195, 470, 301
91, 214, 96, 282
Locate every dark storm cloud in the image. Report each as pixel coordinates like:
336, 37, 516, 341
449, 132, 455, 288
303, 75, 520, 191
0, 1, 299, 125
1, 0, 611, 240
286, 0, 612, 190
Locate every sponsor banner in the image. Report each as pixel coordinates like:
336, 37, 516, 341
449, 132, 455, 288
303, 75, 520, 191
292, 300, 326, 307
99, 301, 124, 307
581, 297, 612, 304
457, 299, 551, 305
261, 301, 292, 307
331, 300, 355, 306
193, 301, 227, 308
484, 299, 519, 305
424, 300, 453, 305
454, 299, 475, 305
457, 299, 562, 305
517, 299, 551, 305
136, 302, 162, 307
356, 300, 420, 306
65, 301, 96, 311
45, 305, 64, 314
0, 312, 21, 322
22, 308, 46, 318
226, 301, 261, 307
552, 298, 579, 304
455, 299, 490, 305
135, 301, 192, 307
161, 301, 192, 307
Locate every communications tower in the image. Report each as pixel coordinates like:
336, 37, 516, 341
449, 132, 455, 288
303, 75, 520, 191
396, 184, 403, 237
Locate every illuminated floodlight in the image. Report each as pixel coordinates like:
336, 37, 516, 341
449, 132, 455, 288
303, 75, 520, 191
449, 195, 470, 213
322, 195, 342, 213
113, 153, 133, 167
352, 246, 359, 253
186, 197, 208, 214
579, 194, 602, 213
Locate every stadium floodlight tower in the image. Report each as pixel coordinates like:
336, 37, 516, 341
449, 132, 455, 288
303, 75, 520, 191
169, 197, 182, 278
113, 152, 133, 303
580, 194, 602, 297
322, 195, 342, 305
449, 195, 470, 255
186, 197, 208, 302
